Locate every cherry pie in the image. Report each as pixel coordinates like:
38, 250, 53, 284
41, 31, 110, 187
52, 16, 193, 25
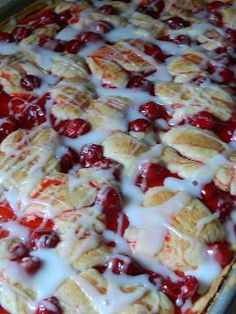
0, 0, 235, 313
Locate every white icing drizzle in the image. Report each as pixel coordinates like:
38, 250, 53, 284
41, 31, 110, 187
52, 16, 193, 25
0, 0, 234, 313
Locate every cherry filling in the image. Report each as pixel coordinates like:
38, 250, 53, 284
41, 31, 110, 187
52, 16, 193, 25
0, 117, 18, 143
19, 215, 54, 230
80, 144, 103, 167
163, 16, 190, 29
10, 242, 30, 259
144, 43, 170, 62
97, 4, 118, 15
201, 182, 236, 222
60, 147, 80, 173
50, 114, 91, 138
64, 39, 84, 54
20, 75, 42, 91
0, 32, 12, 42
139, 101, 168, 120
40, 39, 65, 52
11, 27, 32, 42
95, 254, 199, 308
214, 120, 236, 143
91, 158, 121, 181
20, 9, 57, 31
30, 230, 60, 250
207, 1, 224, 27
128, 118, 151, 132
182, 111, 236, 143
17, 256, 42, 275
0, 201, 16, 222
226, 28, 236, 43
57, 10, 72, 27
35, 296, 62, 314
78, 31, 102, 43
127, 75, 155, 95
92, 21, 113, 34
189, 111, 216, 130
95, 186, 129, 234
207, 242, 233, 268
137, 0, 165, 19
159, 35, 192, 46
0, 305, 10, 314
136, 162, 180, 192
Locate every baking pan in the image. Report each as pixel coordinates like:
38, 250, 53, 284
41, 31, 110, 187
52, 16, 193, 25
0, 0, 235, 313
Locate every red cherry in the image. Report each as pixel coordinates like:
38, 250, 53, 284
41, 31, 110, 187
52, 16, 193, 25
201, 182, 235, 222
159, 35, 192, 46
164, 16, 190, 29
35, 296, 62, 314
95, 187, 127, 233
80, 144, 103, 168
0, 32, 12, 42
226, 28, 236, 42
207, 242, 233, 268
207, 1, 224, 12
50, 115, 91, 138
219, 69, 234, 84
92, 21, 113, 34
30, 230, 60, 250
144, 43, 169, 62
0, 305, 10, 314
201, 182, 218, 200
189, 111, 216, 130
20, 9, 57, 30
161, 276, 198, 302
10, 242, 30, 259
128, 118, 150, 132
139, 102, 168, 120
137, 0, 165, 19
214, 120, 236, 143
136, 162, 176, 191
78, 31, 102, 43
0, 201, 16, 222
92, 158, 121, 180
97, 5, 118, 15
40, 39, 64, 52
11, 27, 32, 42
127, 76, 155, 95
96, 187, 122, 214
19, 256, 42, 275
60, 147, 80, 173
0, 117, 17, 142
57, 10, 72, 26
0, 90, 13, 117
22, 103, 46, 129
20, 75, 42, 91
64, 39, 84, 54
208, 11, 223, 27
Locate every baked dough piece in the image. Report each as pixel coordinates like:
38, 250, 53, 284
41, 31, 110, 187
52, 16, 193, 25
87, 96, 131, 131
130, 12, 164, 37
103, 131, 150, 175
154, 81, 234, 122
167, 52, 208, 83
23, 173, 98, 216
56, 268, 174, 314
160, 126, 228, 163
19, 23, 60, 47
0, 126, 59, 193
0, 55, 45, 95
125, 187, 225, 271
214, 152, 236, 196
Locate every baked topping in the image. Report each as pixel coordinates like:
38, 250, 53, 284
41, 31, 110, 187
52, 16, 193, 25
0, 0, 235, 314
